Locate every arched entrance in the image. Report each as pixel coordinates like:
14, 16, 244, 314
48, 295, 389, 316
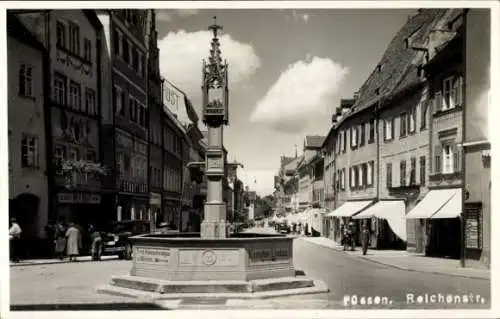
11, 193, 40, 236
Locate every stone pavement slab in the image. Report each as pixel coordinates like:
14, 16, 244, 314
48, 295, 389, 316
300, 237, 490, 280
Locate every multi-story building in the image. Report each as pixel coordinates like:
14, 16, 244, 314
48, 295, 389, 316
7, 12, 49, 248
274, 155, 296, 215
282, 156, 301, 213
325, 10, 446, 248
162, 106, 185, 227
463, 8, 490, 268
297, 135, 324, 212
44, 10, 105, 227
322, 116, 336, 239
98, 10, 151, 222
146, 10, 163, 225
405, 10, 464, 259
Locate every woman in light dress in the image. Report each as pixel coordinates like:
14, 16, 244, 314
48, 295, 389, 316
65, 223, 81, 262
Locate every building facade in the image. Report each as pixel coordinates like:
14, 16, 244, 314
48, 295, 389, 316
146, 10, 164, 225
46, 10, 105, 227
98, 10, 151, 222
463, 9, 490, 268
7, 13, 49, 246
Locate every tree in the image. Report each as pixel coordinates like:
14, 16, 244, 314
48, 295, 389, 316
254, 194, 275, 218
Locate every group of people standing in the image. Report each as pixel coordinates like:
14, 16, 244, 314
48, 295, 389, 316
44, 222, 83, 262
341, 220, 371, 255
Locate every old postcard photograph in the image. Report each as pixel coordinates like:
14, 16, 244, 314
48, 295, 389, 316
1, 1, 497, 318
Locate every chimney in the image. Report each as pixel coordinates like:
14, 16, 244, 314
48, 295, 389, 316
341, 98, 355, 115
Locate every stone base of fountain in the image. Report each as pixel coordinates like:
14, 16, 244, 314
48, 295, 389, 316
96, 233, 328, 300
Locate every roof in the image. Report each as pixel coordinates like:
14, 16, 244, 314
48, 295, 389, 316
305, 135, 325, 149
337, 9, 447, 125
7, 13, 46, 52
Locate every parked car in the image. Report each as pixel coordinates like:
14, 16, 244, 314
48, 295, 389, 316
277, 223, 290, 234
91, 220, 152, 261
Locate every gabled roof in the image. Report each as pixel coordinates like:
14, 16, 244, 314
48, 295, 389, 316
305, 135, 325, 149
336, 9, 447, 127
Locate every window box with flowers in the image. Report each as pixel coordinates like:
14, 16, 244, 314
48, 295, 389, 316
58, 159, 108, 189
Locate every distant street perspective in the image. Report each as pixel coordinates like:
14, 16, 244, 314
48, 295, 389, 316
7, 6, 492, 313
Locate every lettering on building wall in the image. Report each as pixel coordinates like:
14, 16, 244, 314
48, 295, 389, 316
57, 193, 101, 204
134, 247, 171, 264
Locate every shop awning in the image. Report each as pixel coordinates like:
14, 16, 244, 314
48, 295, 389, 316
326, 200, 373, 217
353, 200, 407, 242
406, 188, 460, 219
429, 188, 462, 219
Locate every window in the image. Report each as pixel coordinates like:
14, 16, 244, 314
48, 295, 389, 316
400, 160, 406, 187
442, 144, 454, 174
359, 164, 366, 187
132, 48, 139, 72
360, 123, 366, 147
123, 40, 130, 64
351, 127, 358, 148
85, 88, 96, 115
410, 157, 416, 186
138, 104, 145, 126
419, 156, 426, 185
442, 76, 463, 110
138, 52, 143, 76
69, 81, 81, 110
21, 134, 39, 168
54, 144, 66, 162
408, 108, 416, 133
367, 161, 374, 186
19, 64, 33, 98
386, 163, 392, 188
435, 146, 442, 174
368, 119, 375, 143
53, 73, 67, 105
69, 147, 79, 161
420, 101, 428, 130
113, 29, 121, 57
384, 118, 394, 141
83, 38, 92, 61
86, 150, 96, 162
343, 130, 347, 152
400, 112, 407, 137
69, 22, 80, 55
56, 21, 66, 48
349, 167, 355, 188
341, 168, 346, 190
129, 96, 137, 122
114, 86, 125, 116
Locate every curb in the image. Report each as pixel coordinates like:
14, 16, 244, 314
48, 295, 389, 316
299, 238, 490, 281
10, 256, 120, 267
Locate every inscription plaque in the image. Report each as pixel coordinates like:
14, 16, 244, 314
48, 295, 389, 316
179, 249, 239, 266
249, 246, 291, 264
135, 247, 171, 264
207, 157, 223, 169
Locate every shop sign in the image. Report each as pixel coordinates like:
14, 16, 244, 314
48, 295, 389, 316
57, 193, 101, 204
150, 192, 162, 206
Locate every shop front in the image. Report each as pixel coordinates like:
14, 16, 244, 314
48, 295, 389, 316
149, 192, 162, 228
352, 200, 407, 250
55, 191, 104, 229
163, 197, 181, 228
116, 194, 149, 221
406, 187, 462, 259
325, 200, 374, 245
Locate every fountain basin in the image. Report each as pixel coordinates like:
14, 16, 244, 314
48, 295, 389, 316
129, 232, 295, 281
97, 232, 329, 300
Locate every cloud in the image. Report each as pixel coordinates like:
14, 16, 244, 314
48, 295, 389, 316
156, 9, 201, 22
158, 30, 261, 113
250, 57, 348, 134
239, 169, 277, 196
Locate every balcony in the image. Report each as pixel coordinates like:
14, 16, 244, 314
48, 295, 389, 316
119, 180, 148, 194
54, 171, 101, 190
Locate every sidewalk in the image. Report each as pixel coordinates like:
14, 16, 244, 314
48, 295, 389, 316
300, 236, 490, 280
10, 255, 119, 267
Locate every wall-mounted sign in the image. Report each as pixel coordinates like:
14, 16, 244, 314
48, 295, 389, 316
150, 192, 162, 206
57, 193, 101, 204
207, 156, 223, 170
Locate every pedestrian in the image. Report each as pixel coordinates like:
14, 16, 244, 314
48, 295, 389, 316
89, 225, 102, 261
348, 221, 356, 251
9, 218, 22, 263
361, 223, 370, 255
168, 220, 177, 231
65, 222, 81, 262
54, 223, 66, 260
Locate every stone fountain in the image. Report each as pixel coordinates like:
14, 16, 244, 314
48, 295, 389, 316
97, 17, 328, 301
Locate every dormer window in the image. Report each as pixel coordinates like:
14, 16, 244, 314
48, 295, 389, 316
375, 87, 380, 96
377, 64, 383, 73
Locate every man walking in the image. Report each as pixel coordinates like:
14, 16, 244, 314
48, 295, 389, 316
361, 222, 370, 255
9, 218, 22, 262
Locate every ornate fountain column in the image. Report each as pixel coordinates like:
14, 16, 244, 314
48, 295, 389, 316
199, 17, 230, 239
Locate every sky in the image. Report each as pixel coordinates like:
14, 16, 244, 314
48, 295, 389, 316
156, 8, 417, 196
